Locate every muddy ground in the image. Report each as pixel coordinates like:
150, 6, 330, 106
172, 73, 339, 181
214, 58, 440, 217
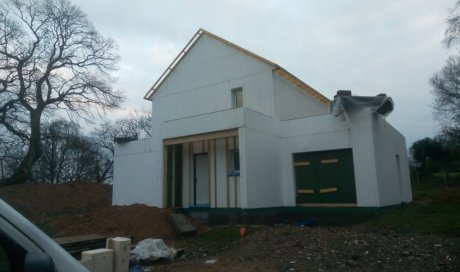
156, 226, 459, 272
0, 182, 459, 271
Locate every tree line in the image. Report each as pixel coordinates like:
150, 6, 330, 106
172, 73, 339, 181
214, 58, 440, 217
410, 1, 460, 184
2, 0, 459, 185
0, 112, 151, 184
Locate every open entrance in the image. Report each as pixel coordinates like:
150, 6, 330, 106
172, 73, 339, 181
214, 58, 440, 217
163, 128, 239, 208
166, 144, 182, 208
194, 153, 209, 206
293, 148, 357, 207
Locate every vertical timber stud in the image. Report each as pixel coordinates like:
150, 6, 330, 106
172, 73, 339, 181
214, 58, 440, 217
202, 140, 205, 153
172, 145, 175, 207
225, 137, 230, 208
213, 139, 217, 208
162, 144, 168, 208
207, 140, 211, 206
180, 144, 184, 208
233, 136, 237, 208
188, 142, 193, 207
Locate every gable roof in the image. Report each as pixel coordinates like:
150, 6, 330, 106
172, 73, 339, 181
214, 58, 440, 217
144, 29, 330, 105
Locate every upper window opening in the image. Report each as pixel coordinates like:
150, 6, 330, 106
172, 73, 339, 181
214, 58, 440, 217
232, 87, 243, 108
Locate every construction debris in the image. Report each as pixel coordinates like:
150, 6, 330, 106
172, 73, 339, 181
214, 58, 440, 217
131, 238, 178, 264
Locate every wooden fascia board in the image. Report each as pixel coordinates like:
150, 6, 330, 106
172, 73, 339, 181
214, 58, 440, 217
200, 29, 278, 68
274, 68, 331, 105
144, 29, 205, 100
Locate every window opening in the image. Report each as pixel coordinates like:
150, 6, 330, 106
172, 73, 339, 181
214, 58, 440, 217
232, 87, 243, 108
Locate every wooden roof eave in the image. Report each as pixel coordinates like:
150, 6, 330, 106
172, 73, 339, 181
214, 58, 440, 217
274, 68, 330, 105
144, 29, 204, 101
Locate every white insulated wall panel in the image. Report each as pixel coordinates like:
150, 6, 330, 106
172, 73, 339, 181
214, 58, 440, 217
81, 248, 113, 272
106, 237, 131, 272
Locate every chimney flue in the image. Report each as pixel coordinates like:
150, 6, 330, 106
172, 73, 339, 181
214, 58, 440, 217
334, 90, 352, 99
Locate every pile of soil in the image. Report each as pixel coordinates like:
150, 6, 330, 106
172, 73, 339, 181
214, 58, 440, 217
0, 182, 173, 243
46, 204, 173, 242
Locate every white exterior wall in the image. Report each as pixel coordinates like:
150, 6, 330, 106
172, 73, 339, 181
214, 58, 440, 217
152, 34, 275, 123
112, 139, 162, 206
273, 74, 328, 120
372, 115, 413, 205
279, 111, 385, 207
240, 110, 282, 208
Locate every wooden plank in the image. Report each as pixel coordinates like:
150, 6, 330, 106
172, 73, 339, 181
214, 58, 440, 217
164, 129, 238, 146
145, 29, 203, 100
55, 234, 106, 245
321, 159, 339, 164
163, 144, 168, 208
180, 145, 184, 208
233, 135, 237, 208
188, 142, 192, 207
234, 176, 237, 208
214, 139, 217, 208
320, 187, 338, 193
207, 140, 211, 205
297, 189, 314, 194
172, 146, 176, 207
294, 161, 310, 166
55, 234, 108, 259
225, 137, 229, 208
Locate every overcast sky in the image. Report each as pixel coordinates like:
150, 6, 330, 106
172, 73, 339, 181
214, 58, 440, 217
72, 0, 457, 146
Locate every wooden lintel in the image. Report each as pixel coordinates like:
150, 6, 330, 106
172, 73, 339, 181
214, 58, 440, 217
164, 129, 238, 146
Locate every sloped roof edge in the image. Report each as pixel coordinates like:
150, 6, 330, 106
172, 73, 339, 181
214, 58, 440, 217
144, 29, 330, 105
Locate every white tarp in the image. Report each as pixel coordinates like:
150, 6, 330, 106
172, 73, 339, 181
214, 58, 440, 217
131, 239, 177, 261
329, 93, 394, 117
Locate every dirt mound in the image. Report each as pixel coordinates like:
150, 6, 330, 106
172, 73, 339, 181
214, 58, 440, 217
47, 204, 173, 243
0, 182, 111, 222
0, 182, 174, 243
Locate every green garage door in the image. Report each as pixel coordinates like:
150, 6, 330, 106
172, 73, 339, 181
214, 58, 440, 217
293, 148, 357, 206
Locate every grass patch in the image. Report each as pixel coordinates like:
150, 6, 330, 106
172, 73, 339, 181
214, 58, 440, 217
362, 203, 460, 236
432, 172, 460, 178
360, 179, 460, 236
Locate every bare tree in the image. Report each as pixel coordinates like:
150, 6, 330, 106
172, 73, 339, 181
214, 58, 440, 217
90, 111, 152, 183
431, 56, 460, 125
34, 119, 81, 183
0, 0, 124, 184
444, 1, 460, 49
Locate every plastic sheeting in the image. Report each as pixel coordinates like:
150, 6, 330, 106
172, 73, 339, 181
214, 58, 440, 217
329, 93, 394, 117
131, 239, 177, 262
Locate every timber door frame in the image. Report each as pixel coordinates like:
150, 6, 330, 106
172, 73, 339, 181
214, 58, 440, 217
193, 152, 209, 206
165, 144, 183, 208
